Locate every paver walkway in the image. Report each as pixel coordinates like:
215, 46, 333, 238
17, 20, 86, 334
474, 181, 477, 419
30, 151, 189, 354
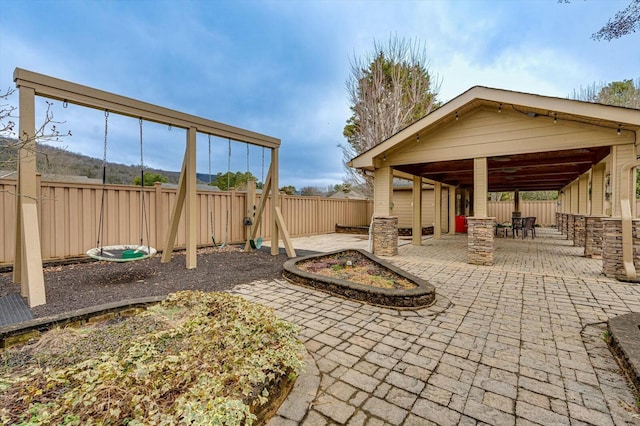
235, 228, 640, 425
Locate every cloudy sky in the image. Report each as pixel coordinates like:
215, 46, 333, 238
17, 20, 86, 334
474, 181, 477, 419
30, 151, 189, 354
1, 0, 638, 190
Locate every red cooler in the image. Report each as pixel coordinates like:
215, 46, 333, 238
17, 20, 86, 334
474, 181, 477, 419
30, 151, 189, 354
455, 215, 468, 233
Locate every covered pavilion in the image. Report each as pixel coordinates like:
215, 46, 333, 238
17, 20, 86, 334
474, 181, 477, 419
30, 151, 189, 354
349, 86, 640, 280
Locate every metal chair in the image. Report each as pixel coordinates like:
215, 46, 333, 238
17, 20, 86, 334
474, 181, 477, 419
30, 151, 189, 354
511, 217, 524, 238
523, 217, 536, 239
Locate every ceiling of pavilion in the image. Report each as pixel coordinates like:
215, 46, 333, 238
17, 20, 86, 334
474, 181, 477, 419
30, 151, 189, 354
394, 146, 612, 192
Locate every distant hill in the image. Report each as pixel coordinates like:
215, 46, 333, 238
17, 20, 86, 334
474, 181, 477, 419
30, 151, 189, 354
0, 138, 184, 185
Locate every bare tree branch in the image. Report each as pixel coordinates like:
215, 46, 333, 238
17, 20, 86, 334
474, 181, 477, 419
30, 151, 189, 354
342, 35, 440, 195
592, 0, 640, 41
1, 89, 72, 172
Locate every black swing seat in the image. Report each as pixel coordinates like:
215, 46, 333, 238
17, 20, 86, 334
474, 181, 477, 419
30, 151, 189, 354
87, 245, 157, 262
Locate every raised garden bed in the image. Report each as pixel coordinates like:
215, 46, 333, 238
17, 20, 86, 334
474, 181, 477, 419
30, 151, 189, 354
0, 291, 305, 425
283, 249, 435, 308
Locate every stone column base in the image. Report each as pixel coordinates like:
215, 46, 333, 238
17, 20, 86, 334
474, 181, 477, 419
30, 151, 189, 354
603, 218, 640, 281
567, 214, 575, 244
372, 216, 398, 256
585, 216, 606, 258
468, 217, 495, 266
574, 215, 586, 250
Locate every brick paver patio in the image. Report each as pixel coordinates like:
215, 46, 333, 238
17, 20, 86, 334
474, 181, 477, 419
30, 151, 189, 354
234, 228, 640, 425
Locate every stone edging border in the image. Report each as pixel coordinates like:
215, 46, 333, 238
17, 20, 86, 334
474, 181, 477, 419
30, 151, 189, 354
283, 248, 436, 308
608, 312, 640, 394
0, 296, 166, 348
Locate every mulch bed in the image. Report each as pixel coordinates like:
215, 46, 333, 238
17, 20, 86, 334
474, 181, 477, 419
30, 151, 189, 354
0, 246, 290, 319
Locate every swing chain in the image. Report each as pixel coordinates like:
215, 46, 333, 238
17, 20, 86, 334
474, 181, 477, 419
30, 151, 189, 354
139, 118, 144, 170
227, 138, 231, 191
208, 134, 212, 184
103, 111, 109, 165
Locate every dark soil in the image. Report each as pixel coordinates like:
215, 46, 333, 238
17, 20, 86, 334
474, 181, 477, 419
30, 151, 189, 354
0, 246, 291, 319
297, 250, 416, 289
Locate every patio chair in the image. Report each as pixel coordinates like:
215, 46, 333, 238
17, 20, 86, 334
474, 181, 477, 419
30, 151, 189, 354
523, 216, 536, 239
511, 217, 524, 238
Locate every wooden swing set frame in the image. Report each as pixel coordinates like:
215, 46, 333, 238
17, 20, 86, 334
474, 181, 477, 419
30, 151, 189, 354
12, 68, 296, 307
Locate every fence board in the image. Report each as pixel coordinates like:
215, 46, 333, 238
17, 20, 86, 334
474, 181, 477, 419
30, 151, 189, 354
487, 201, 558, 226
0, 178, 373, 264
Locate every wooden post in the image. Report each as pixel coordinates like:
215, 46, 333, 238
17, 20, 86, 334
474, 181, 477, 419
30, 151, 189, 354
271, 148, 279, 255
245, 179, 256, 252
13, 85, 46, 307
373, 165, 393, 216
434, 181, 442, 239
412, 176, 422, 245
184, 127, 197, 268
473, 157, 488, 217
591, 163, 605, 216
161, 152, 188, 263
448, 186, 456, 234
578, 173, 589, 214
154, 182, 163, 250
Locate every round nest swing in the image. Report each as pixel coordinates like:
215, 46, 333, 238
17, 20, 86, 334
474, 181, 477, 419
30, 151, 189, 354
86, 245, 157, 262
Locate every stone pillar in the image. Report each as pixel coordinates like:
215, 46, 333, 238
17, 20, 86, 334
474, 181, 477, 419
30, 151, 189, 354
602, 218, 640, 281
574, 215, 586, 250
585, 216, 606, 258
567, 214, 575, 244
373, 216, 398, 256
467, 217, 495, 266
556, 212, 561, 231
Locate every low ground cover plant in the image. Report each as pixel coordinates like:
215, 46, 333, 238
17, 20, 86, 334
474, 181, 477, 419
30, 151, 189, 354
298, 250, 416, 290
1, 291, 305, 425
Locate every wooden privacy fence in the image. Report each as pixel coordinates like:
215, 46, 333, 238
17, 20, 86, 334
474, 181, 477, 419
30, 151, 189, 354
0, 178, 373, 264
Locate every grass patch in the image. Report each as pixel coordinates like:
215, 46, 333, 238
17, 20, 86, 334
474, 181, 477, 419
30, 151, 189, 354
1, 291, 305, 425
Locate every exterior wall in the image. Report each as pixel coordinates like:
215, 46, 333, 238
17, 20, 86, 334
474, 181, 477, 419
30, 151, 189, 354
393, 188, 450, 231
0, 178, 373, 264
385, 107, 633, 167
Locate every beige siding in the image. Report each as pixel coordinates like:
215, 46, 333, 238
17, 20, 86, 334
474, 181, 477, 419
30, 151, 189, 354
387, 108, 633, 165
393, 188, 451, 231
0, 178, 373, 264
